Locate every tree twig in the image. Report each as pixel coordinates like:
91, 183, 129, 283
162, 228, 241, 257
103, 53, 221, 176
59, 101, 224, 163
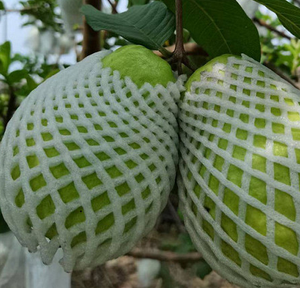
253, 17, 292, 40
5, 6, 40, 13
155, 43, 208, 58
127, 248, 202, 263
167, 200, 186, 234
107, 0, 118, 14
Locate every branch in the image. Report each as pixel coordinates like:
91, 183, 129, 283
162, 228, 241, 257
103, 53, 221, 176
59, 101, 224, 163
264, 61, 299, 89
253, 17, 292, 40
107, 0, 118, 14
5, 6, 40, 12
127, 248, 202, 263
170, 0, 194, 73
81, 0, 101, 60
295, 67, 300, 89
154, 43, 208, 58
167, 200, 186, 234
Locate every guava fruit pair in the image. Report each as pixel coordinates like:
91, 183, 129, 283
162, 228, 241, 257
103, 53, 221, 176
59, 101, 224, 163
1, 44, 300, 288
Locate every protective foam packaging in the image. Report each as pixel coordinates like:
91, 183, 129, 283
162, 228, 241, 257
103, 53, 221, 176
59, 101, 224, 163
0, 51, 184, 272
179, 54, 300, 288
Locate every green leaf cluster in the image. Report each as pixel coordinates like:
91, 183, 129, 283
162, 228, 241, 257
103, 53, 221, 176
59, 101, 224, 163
254, 0, 300, 39
164, 0, 261, 61
257, 7, 300, 79
81, 0, 300, 63
19, 0, 61, 31
81, 2, 175, 50
0, 42, 33, 87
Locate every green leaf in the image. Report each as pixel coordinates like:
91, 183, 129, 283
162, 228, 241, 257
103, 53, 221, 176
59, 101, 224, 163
43, 69, 60, 81
0, 1, 5, 10
26, 75, 38, 91
114, 38, 129, 47
7, 69, 28, 84
175, 233, 196, 253
16, 75, 38, 97
81, 2, 175, 50
163, 0, 261, 61
253, 0, 300, 38
128, 0, 149, 6
19, 0, 61, 32
193, 260, 213, 279
0, 41, 11, 76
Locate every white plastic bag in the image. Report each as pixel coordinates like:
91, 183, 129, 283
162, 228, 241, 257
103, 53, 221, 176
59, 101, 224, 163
0, 232, 24, 288
0, 232, 71, 288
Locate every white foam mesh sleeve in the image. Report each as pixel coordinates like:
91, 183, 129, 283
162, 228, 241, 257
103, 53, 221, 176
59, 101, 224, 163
179, 54, 300, 288
0, 50, 183, 272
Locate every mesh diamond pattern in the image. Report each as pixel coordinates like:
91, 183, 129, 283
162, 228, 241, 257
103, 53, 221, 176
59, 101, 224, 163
179, 55, 300, 288
0, 51, 182, 272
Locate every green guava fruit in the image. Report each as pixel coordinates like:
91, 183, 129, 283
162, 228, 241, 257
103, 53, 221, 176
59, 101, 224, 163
102, 45, 175, 88
179, 54, 300, 288
0, 46, 179, 272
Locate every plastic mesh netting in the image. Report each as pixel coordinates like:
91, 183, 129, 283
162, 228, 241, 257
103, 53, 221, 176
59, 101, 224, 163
0, 51, 183, 272
179, 54, 300, 288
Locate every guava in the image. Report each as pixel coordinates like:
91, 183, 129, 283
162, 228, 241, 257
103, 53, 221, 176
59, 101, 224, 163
102, 45, 175, 88
180, 54, 300, 287
0, 47, 180, 272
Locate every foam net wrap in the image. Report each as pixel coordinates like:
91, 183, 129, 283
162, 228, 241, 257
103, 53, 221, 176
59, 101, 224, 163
179, 55, 300, 288
0, 51, 182, 272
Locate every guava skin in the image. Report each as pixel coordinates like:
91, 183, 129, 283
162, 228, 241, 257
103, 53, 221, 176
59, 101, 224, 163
102, 45, 176, 88
185, 54, 235, 91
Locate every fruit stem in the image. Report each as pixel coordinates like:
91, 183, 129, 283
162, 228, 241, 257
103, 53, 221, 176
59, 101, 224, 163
171, 0, 194, 74
159, 46, 173, 58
